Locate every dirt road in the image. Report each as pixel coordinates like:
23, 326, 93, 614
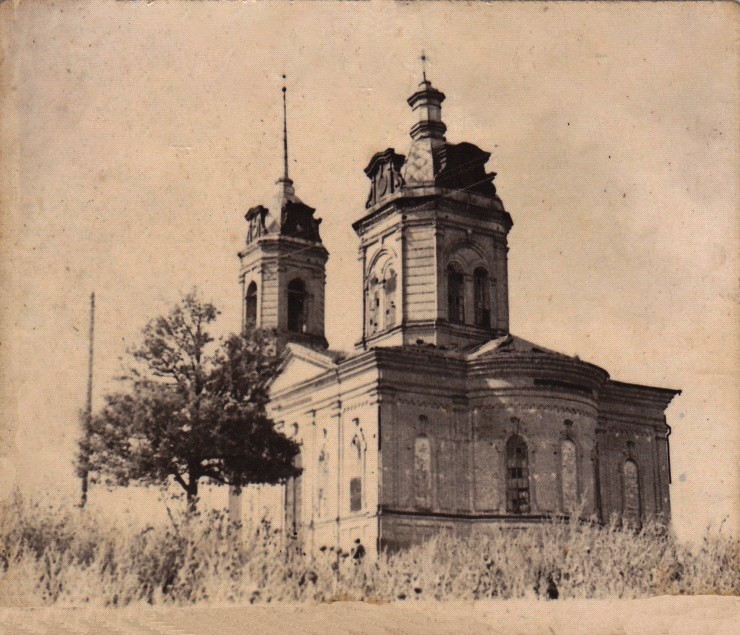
0, 595, 737, 635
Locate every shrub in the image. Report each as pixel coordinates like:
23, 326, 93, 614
1, 494, 737, 607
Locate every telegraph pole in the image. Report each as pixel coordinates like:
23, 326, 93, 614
80, 292, 95, 508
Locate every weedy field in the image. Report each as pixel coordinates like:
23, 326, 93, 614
0, 494, 737, 608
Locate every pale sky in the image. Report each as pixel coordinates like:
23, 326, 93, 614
1, 1, 737, 542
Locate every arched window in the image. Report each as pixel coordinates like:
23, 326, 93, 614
506, 435, 530, 514
245, 281, 258, 327
447, 263, 465, 323
414, 435, 432, 508
561, 439, 578, 513
622, 459, 640, 525
287, 278, 307, 333
384, 268, 397, 329
473, 267, 490, 327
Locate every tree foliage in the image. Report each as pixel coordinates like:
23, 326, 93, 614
78, 290, 300, 509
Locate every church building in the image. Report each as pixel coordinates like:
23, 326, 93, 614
233, 73, 680, 555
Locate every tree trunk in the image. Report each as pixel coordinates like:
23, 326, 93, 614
186, 476, 199, 516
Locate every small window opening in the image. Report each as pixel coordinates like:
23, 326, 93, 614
350, 477, 362, 512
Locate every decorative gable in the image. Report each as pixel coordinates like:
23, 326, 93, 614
364, 148, 405, 209
244, 205, 269, 244
269, 343, 337, 395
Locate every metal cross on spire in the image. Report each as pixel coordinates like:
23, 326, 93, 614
421, 51, 428, 83
282, 74, 289, 181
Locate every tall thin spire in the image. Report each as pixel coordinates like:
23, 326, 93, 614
282, 75, 289, 182
275, 74, 297, 220
421, 51, 428, 83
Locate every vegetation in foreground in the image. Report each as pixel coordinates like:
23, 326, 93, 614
0, 495, 737, 607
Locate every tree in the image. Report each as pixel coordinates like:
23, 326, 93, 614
78, 290, 300, 512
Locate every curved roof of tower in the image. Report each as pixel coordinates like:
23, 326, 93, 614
362, 78, 502, 212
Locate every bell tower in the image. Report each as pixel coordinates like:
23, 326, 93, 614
353, 57, 513, 349
239, 80, 328, 349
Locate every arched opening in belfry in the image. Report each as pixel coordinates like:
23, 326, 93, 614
506, 434, 530, 514
447, 263, 465, 324
245, 281, 258, 326
287, 278, 307, 333
473, 266, 490, 327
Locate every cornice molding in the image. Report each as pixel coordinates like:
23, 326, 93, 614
476, 401, 596, 419
353, 187, 512, 236
599, 413, 667, 428
238, 234, 329, 261
342, 398, 379, 413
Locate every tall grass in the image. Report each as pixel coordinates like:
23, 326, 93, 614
0, 494, 737, 607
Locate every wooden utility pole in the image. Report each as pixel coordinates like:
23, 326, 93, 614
80, 292, 95, 508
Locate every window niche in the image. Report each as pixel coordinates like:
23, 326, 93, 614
384, 267, 397, 329
413, 435, 433, 509
366, 259, 397, 337
349, 419, 366, 513
447, 263, 465, 324
561, 438, 578, 513
317, 428, 330, 519
622, 459, 641, 525
367, 275, 381, 335
505, 434, 530, 514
